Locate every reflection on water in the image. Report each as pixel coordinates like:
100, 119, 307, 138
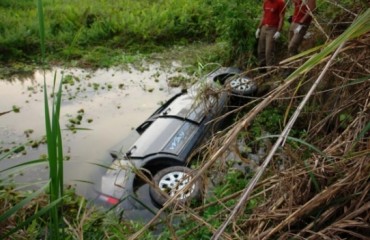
0, 63, 184, 199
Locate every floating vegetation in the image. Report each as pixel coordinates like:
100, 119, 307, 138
168, 75, 190, 88
66, 109, 86, 132
13, 146, 25, 154
24, 129, 34, 138
151, 72, 160, 79
12, 105, 20, 113
68, 118, 80, 125
30, 141, 39, 148
62, 75, 76, 86
27, 86, 35, 92
91, 83, 100, 91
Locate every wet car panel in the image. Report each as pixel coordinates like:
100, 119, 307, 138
128, 118, 198, 158
159, 93, 205, 123
95, 67, 256, 216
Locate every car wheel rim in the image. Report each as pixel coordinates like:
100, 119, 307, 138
158, 171, 195, 199
230, 78, 252, 93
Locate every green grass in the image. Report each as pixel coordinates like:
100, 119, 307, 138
1, 0, 369, 69
0, 0, 261, 68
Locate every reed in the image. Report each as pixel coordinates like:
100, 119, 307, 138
0, 75, 65, 239
0, 1, 65, 238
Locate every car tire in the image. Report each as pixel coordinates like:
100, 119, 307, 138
226, 76, 257, 96
149, 166, 202, 206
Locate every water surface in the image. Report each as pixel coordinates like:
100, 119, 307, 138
0, 63, 184, 198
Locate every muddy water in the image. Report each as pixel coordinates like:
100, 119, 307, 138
0, 63, 183, 199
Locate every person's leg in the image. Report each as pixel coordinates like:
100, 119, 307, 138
265, 27, 276, 67
258, 26, 267, 68
284, 23, 297, 76
288, 23, 295, 47
288, 23, 309, 56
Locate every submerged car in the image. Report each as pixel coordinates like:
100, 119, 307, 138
95, 67, 257, 220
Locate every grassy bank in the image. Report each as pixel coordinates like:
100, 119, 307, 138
0, 0, 260, 69
1, 0, 367, 71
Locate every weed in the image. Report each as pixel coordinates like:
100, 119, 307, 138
12, 105, 21, 113
168, 75, 190, 88
250, 107, 284, 137
118, 83, 125, 89
24, 129, 34, 137
62, 75, 76, 86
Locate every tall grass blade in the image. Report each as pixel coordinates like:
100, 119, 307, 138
212, 31, 352, 240
0, 182, 63, 239
258, 135, 323, 192
37, 0, 46, 64
257, 135, 327, 158
55, 75, 64, 203
355, 122, 370, 142
2, 198, 63, 238
44, 74, 65, 238
285, 9, 370, 81
129, 195, 157, 215
37, 0, 65, 236
0, 159, 47, 173
0, 182, 49, 223
0, 145, 27, 162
